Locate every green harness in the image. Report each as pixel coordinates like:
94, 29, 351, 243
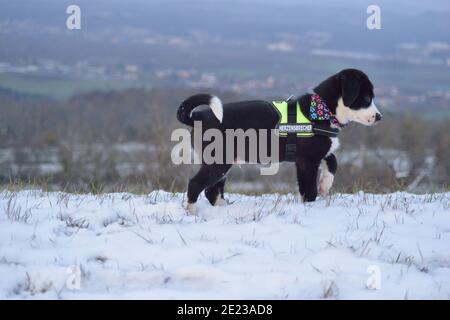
272, 100, 313, 137
271, 98, 340, 161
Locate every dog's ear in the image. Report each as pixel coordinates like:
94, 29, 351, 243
341, 73, 360, 106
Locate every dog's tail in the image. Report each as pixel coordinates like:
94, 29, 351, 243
177, 94, 223, 126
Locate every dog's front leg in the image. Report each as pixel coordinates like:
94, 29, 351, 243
319, 153, 337, 196
295, 159, 320, 202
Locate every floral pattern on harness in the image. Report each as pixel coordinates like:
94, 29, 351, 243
309, 94, 331, 121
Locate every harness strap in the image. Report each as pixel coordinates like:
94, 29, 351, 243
285, 100, 297, 161
312, 124, 340, 137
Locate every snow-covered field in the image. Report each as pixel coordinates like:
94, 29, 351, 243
0, 190, 448, 299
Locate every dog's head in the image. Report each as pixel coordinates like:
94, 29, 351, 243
315, 69, 382, 126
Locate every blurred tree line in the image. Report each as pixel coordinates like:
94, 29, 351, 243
0, 87, 448, 194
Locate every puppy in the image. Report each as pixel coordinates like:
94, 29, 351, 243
177, 69, 382, 214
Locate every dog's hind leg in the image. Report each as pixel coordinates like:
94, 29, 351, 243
319, 153, 337, 196
205, 177, 227, 206
186, 164, 231, 214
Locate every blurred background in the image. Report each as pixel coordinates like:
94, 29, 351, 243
0, 0, 449, 194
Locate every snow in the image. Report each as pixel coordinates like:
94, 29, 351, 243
0, 189, 449, 299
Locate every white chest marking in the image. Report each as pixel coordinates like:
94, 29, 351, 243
327, 137, 340, 156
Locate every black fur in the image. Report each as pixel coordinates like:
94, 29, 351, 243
177, 69, 378, 206
177, 93, 213, 126
324, 153, 337, 175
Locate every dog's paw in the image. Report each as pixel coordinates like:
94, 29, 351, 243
214, 198, 227, 207
185, 202, 198, 215
319, 172, 334, 196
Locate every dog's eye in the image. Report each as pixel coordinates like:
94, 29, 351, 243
364, 96, 372, 104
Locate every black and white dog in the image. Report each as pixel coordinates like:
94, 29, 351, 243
177, 69, 382, 214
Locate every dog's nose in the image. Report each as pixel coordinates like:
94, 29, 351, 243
375, 113, 382, 122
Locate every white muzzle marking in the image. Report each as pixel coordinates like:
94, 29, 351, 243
336, 98, 381, 126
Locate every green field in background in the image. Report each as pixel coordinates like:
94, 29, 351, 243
0, 73, 135, 100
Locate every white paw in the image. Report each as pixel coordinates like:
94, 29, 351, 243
185, 202, 198, 215
214, 198, 227, 207
319, 173, 334, 196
